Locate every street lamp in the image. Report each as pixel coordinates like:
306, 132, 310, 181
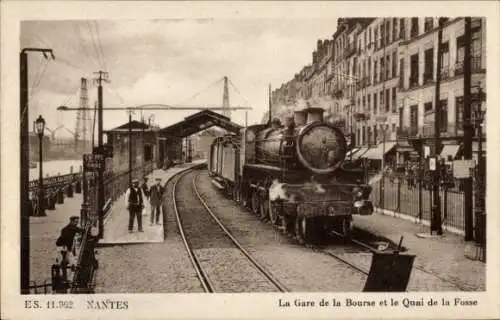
34, 115, 46, 217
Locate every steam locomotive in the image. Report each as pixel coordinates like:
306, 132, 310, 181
208, 107, 373, 244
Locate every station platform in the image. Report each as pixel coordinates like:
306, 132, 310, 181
99, 160, 206, 245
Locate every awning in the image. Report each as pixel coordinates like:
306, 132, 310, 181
350, 147, 369, 160
396, 140, 414, 152
361, 142, 397, 160
440, 144, 460, 161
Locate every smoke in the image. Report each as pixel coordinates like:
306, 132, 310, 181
269, 179, 287, 201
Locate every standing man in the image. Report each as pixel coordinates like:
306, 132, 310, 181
149, 178, 164, 226
142, 177, 150, 216
125, 179, 144, 232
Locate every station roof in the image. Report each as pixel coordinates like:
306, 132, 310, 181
159, 110, 242, 137
105, 120, 152, 132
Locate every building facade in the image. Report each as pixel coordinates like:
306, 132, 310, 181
271, 17, 486, 163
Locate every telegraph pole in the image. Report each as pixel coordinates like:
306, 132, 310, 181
129, 111, 133, 186
463, 17, 474, 241
20, 48, 54, 294
93, 70, 109, 239
432, 19, 444, 235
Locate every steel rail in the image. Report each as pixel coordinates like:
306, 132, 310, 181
192, 173, 289, 293
172, 169, 215, 293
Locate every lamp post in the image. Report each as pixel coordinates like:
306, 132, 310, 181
376, 115, 388, 209
34, 115, 46, 217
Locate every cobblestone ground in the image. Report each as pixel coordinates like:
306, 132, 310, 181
353, 213, 485, 291
95, 165, 205, 293
29, 193, 83, 289
196, 171, 367, 292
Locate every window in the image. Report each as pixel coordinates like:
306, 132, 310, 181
374, 28, 379, 49
362, 96, 366, 111
374, 60, 378, 83
439, 41, 450, 79
144, 144, 153, 161
367, 58, 372, 84
424, 102, 433, 113
456, 96, 464, 133
374, 126, 378, 143
380, 90, 384, 109
392, 87, 397, 112
374, 92, 378, 114
439, 99, 448, 132
386, 20, 391, 44
472, 29, 482, 70
367, 94, 371, 112
381, 24, 385, 47
390, 51, 396, 78
380, 57, 385, 81
410, 104, 419, 135
399, 107, 404, 129
411, 17, 419, 38
424, 48, 434, 83
392, 123, 396, 132
399, 58, 404, 87
424, 18, 433, 32
364, 32, 367, 50
368, 28, 371, 45
399, 18, 406, 39
410, 54, 419, 87
393, 18, 398, 41
386, 54, 391, 79
385, 89, 390, 112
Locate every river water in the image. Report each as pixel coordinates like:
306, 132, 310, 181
29, 159, 83, 181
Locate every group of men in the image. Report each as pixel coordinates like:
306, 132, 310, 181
125, 177, 165, 233
55, 175, 166, 267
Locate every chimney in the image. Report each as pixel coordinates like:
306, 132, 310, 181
312, 51, 317, 64
305, 107, 324, 123
294, 110, 307, 126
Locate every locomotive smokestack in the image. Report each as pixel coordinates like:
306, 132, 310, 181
305, 107, 324, 123
294, 110, 307, 126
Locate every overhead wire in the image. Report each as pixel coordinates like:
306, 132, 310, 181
86, 21, 105, 70
175, 77, 225, 106
92, 20, 107, 71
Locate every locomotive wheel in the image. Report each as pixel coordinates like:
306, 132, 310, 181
295, 216, 315, 245
251, 190, 260, 215
268, 199, 281, 226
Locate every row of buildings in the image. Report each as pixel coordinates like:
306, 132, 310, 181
271, 17, 486, 165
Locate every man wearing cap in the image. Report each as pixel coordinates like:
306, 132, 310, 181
56, 216, 84, 266
149, 178, 164, 226
125, 179, 144, 232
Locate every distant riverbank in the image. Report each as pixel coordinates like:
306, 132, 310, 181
29, 159, 83, 181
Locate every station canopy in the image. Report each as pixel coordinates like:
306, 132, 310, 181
159, 110, 242, 137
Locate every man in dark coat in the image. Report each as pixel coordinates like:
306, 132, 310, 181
56, 216, 84, 253
149, 178, 164, 225
125, 179, 144, 232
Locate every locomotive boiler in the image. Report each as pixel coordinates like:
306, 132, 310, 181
208, 106, 373, 245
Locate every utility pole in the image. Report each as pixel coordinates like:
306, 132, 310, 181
431, 18, 444, 235
93, 70, 109, 239
128, 111, 133, 186
463, 17, 474, 241
20, 47, 54, 294
222, 76, 230, 119
268, 83, 272, 124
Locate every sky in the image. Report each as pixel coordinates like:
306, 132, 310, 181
21, 19, 339, 139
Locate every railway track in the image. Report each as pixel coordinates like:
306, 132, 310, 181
172, 168, 288, 293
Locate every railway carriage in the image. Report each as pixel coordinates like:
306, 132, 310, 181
209, 107, 373, 245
